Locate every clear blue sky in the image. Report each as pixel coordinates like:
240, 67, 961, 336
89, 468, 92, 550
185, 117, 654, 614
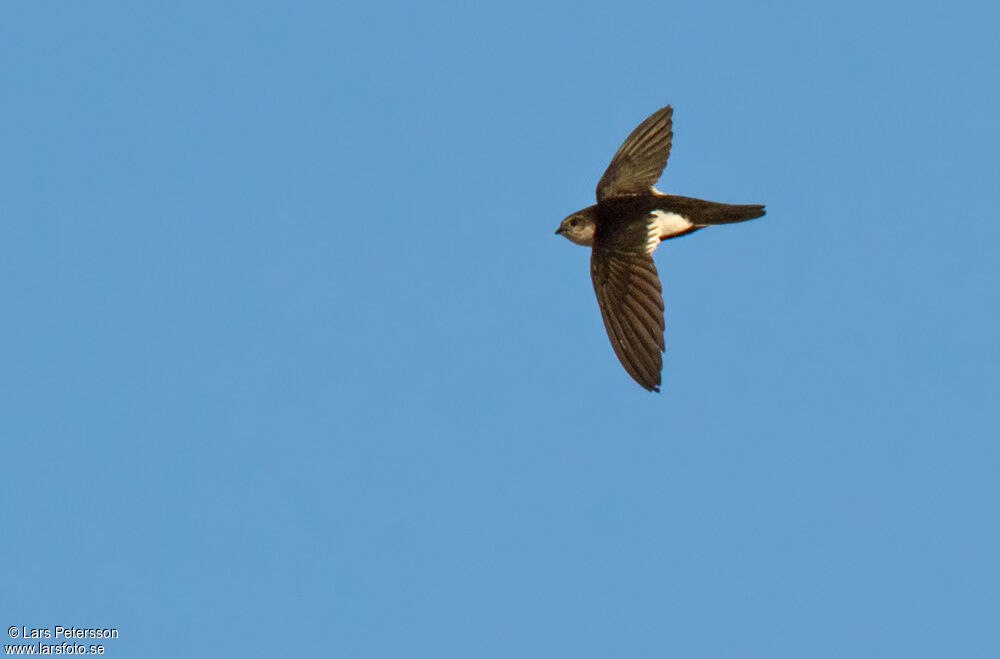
2, 1, 998, 657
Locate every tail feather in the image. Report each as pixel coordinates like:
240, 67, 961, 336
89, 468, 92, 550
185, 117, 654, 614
695, 202, 765, 225
659, 195, 765, 226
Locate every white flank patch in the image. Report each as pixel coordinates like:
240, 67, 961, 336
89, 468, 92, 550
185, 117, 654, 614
646, 211, 694, 254
645, 220, 661, 255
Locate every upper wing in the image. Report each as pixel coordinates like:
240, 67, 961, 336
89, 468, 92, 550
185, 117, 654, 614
590, 246, 665, 391
595, 106, 673, 202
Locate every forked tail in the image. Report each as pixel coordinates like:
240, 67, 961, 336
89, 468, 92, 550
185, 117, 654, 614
692, 200, 765, 225
661, 195, 766, 225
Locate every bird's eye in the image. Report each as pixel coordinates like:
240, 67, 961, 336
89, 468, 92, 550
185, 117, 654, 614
569, 218, 579, 227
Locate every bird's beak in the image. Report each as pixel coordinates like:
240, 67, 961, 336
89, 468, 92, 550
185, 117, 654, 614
554, 227, 563, 235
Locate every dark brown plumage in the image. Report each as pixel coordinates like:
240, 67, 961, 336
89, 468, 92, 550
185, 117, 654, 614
555, 105, 765, 391
590, 249, 665, 390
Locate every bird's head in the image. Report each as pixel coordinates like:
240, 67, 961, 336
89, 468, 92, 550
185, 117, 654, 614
554, 209, 596, 246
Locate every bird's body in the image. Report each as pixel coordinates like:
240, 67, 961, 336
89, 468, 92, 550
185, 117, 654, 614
555, 106, 764, 391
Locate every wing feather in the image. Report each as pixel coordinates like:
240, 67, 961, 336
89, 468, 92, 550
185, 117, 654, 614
590, 248, 666, 391
595, 106, 673, 202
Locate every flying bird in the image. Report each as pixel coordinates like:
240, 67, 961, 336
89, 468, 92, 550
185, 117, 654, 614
555, 105, 764, 392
